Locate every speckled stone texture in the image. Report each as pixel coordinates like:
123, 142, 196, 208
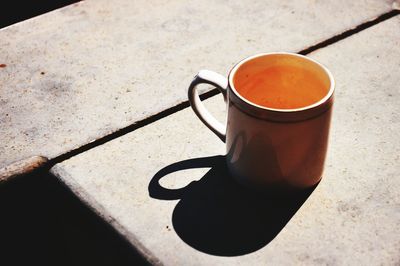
0, 0, 395, 169
52, 16, 400, 265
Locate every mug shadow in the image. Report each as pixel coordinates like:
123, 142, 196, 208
148, 155, 317, 257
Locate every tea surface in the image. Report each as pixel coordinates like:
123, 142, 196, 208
234, 65, 327, 109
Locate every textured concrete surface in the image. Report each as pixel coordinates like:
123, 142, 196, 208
0, 0, 396, 169
52, 16, 400, 265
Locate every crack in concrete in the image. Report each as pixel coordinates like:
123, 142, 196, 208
298, 9, 400, 55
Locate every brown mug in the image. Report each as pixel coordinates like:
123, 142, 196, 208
188, 53, 335, 193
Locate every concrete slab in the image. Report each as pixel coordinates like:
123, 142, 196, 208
0, 0, 396, 169
52, 16, 400, 265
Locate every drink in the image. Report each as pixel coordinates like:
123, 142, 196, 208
233, 65, 328, 109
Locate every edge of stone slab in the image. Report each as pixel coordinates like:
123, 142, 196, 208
0, 156, 48, 183
51, 165, 162, 266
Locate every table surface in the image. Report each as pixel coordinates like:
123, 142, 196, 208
1, 0, 400, 265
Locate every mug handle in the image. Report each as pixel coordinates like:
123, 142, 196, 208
188, 70, 228, 142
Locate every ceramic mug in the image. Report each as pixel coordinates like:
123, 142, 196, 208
188, 52, 334, 193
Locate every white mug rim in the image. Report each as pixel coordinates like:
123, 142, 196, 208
228, 52, 335, 113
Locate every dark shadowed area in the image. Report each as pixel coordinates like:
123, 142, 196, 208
0, 0, 79, 28
0, 171, 149, 266
149, 155, 316, 256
